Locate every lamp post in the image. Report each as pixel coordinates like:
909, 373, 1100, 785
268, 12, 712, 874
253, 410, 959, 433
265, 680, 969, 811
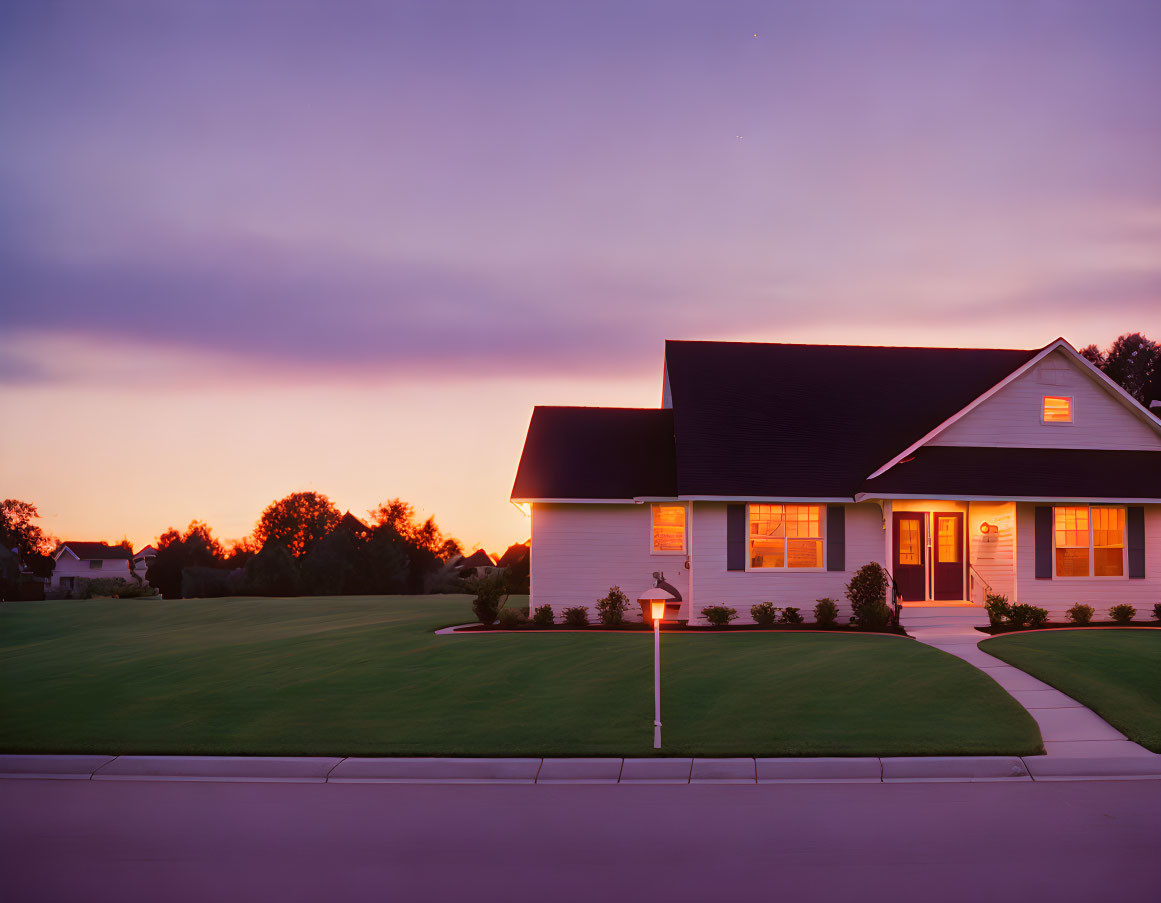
650, 598, 665, 749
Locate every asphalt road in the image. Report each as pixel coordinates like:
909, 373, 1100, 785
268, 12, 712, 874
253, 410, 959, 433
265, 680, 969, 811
2, 778, 1159, 903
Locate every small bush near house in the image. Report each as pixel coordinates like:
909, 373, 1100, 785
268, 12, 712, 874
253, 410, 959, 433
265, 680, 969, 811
1154, 603, 1161, 622
814, 598, 839, 628
497, 607, 528, 629
779, 606, 803, 624
531, 605, 555, 627
984, 592, 1011, 628
846, 563, 892, 629
1109, 604, 1136, 624
562, 606, 589, 627
78, 578, 133, 599
115, 582, 157, 599
595, 586, 629, 627
1066, 603, 1094, 625
1008, 603, 1043, 630
1026, 606, 1049, 629
468, 572, 509, 627
750, 602, 779, 627
701, 605, 738, 627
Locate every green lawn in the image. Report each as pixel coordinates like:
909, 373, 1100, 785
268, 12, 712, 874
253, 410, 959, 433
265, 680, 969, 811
980, 630, 1161, 753
0, 595, 1041, 757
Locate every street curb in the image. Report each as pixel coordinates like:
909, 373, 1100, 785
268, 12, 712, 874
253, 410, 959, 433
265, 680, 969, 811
3, 752, 1160, 784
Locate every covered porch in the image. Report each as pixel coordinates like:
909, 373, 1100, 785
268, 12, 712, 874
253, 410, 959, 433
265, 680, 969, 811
875, 499, 1015, 609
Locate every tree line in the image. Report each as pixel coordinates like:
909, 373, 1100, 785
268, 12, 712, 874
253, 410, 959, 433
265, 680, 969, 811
1, 492, 473, 600
148, 492, 466, 598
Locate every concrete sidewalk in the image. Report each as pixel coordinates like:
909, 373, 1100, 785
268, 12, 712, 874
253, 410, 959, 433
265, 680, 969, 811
908, 622, 1156, 757
3, 752, 1160, 784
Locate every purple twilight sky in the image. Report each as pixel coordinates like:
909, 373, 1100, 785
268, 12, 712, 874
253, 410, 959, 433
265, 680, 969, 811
2, 0, 1159, 552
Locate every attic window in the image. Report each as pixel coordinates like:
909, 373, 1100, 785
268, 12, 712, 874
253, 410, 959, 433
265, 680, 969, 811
1042, 396, 1072, 423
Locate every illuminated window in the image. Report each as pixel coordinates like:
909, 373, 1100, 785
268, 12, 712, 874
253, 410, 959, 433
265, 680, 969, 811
1042, 396, 1072, 423
898, 519, 921, 565
749, 504, 823, 569
1053, 506, 1125, 578
1092, 507, 1125, 577
651, 504, 686, 553
937, 516, 960, 563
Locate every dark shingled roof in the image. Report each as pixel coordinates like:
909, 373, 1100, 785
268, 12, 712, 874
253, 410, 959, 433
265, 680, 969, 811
511, 407, 677, 499
458, 549, 495, 569
56, 541, 131, 560
496, 542, 530, 568
665, 340, 1039, 497
862, 447, 1161, 499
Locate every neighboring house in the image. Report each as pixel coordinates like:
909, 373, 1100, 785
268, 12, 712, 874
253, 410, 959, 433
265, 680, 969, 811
511, 338, 1161, 624
51, 542, 133, 592
334, 511, 373, 540
457, 549, 498, 579
496, 542, 530, 570
132, 545, 157, 578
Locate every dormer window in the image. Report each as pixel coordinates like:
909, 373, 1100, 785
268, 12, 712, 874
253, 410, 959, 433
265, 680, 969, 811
1042, 395, 1072, 423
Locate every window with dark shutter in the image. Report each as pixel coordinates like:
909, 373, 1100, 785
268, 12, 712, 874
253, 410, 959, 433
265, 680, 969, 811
1034, 506, 1052, 579
826, 505, 845, 571
726, 504, 746, 571
1127, 506, 1145, 579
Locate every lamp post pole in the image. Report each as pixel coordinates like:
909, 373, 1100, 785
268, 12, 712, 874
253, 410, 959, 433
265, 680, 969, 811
653, 607, 662, 749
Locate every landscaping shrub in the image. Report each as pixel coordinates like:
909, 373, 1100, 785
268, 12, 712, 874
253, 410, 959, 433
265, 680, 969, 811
813, 598, 839, 628
1066, 603, 1094, 626
595, 585, 629, 627
77, 577, 132, 599
1109, 604, 1136, 624
1154, 603, 1161, 622
468, 571, 508, 627
846, 563, 892, 629
1007, 603, 1042, 630
983, 592, 1010, 628
497, 607, 528, 629
779, 606, 803, 624
562, 606, 589, 627
531, 604, 555, 627
1026, 606, 1049, 629
750, 602, 779, 627
701, 605, 737, 627
115, 581, 158, 598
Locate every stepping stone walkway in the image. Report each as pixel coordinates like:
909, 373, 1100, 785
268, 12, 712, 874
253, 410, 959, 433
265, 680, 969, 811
906, 615, 1156, 758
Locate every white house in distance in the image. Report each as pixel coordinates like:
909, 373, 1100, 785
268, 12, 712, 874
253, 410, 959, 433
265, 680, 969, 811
511, 338, 1161, 625
51, 542, 135, 593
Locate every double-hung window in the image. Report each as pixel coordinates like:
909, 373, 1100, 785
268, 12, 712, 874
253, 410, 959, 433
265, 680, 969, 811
651, 504, 686, 553
749, 504, 823, 568
1053, 505, 1125, 577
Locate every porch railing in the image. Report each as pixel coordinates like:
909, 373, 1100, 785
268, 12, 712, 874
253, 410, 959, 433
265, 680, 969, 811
968, 564, 992, 607
879, 564, 902, 627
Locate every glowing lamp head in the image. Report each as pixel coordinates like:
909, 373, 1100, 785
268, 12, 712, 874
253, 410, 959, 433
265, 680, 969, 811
650, 600, 667, 621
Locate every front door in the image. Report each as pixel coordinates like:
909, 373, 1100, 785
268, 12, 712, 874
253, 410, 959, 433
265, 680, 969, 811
932, 512, 964, 600
893, 513, 925, 603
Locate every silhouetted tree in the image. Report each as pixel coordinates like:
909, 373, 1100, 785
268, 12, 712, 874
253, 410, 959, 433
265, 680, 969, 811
1, 499, 52, 563
146, 520, 225, 598
243, 543, 305, 596
254, 492, 340, 558
1081, 333, 1159, 405
369, 498, 461, 560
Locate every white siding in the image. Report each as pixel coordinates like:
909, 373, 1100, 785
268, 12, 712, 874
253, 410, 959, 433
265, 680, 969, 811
929, 349, 1161, 451
1014, 503, 1161, 619
967, 501, 1016, 604
690, 502, 884, 624
52, 555, 133, 588
530, 504, 690, 620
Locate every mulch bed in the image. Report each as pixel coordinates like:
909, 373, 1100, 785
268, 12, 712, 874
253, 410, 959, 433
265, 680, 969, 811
454, 623, 908, 635
976, 622, 1161, 635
